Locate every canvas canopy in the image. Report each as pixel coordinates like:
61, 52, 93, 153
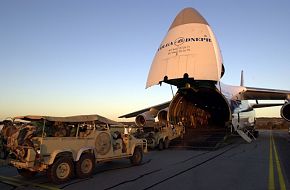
14, 114, 122, 126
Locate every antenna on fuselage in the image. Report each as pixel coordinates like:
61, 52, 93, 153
240, 70, 244, 86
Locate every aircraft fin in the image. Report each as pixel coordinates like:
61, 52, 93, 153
240, 70, 244, 86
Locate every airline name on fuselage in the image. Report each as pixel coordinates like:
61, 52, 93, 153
158, 37, 212, 51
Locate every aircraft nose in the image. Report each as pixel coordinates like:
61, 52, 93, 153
169, 8, 209, 30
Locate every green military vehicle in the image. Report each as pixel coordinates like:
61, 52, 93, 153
7, 115, 147, 184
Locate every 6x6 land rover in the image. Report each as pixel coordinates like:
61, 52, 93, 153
7, 115, 147, 184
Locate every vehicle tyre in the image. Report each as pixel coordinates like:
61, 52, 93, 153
47, 157, 74, 184
180, 133, 184, 140
130, 146, 143, 165
76, 153, 95, 178
17, 168, 37, 179
164, 138, 170, 149
158, 139, 164, 150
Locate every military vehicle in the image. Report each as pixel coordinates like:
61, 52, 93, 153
134, 123, 184, 150
6, 115, 147, 184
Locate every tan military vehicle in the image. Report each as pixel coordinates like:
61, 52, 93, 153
134, 123, 184, 150
7, 115, 147, 184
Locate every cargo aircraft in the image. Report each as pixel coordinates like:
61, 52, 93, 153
120, 8, 290, 143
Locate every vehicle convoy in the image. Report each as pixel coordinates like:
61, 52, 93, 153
122, 107, 184, 150
5, 115, 147, 184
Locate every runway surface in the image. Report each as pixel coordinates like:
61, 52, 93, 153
0, 130, 289, 190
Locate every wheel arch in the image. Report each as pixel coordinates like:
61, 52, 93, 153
48, 149, 74, 165
158, 134, 167, 142
130, 144, 142, 155
76, 147, 95, 161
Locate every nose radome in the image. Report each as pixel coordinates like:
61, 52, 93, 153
169, 7, 209, 30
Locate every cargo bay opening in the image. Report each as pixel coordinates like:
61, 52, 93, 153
168, 87, 231, 147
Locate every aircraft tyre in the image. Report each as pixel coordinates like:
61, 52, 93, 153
76, 153, 95, 179
254, 130, 259, 138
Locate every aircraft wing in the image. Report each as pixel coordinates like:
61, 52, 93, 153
241, 87, 290, 100
119, 101, 171, 118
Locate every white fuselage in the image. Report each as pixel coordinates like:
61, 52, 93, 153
218, 82, 256, 129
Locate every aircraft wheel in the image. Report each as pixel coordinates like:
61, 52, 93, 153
158, 139, 164, 150
254, 131, 259, 138
130, 146, 143, 165
164, 138, 170, 149
47, 157, 74, 184
17, 168, 37, 179
76, 153, 95, 178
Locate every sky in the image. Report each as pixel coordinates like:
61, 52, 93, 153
0, 0, 290, 121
